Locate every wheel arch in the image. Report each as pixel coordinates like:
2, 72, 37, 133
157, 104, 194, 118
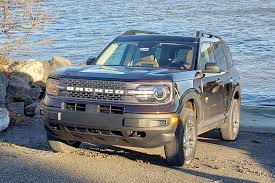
226, 85, 241, 113
233, 85, 241, 100
177, 89, 203, 123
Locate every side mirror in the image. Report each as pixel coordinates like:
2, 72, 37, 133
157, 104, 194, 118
86, 57, 96, 65
204, 63, 221, 73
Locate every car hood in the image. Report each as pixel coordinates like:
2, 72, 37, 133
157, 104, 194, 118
51, 65, 198, 82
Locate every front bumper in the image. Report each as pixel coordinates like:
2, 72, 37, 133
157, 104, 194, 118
42, 104, 178, 148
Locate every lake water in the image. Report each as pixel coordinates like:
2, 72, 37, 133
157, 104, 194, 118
8, 0, 275, 109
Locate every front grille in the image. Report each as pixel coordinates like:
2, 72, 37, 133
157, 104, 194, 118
67, 91, 121, 101
60, 79, 126, 101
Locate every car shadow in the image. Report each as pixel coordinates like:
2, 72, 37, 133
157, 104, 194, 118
81, 143, 257, 183
1, 117, 274, 182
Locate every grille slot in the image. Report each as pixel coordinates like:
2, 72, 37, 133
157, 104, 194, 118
67, 91, 122, 101
98, 105, 124, 114
65, 103, 86, 111
62, 125, 123, 137
64, 79, 125, 89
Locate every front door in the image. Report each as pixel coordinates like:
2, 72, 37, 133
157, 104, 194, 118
201, 73, 224, 120
198, 42, 225, 126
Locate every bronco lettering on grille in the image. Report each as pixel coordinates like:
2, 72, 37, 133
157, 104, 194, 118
66, 86, 125, 95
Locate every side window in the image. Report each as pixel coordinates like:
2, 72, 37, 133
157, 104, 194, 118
124, 45, 140, 66
213, 43, 227, 71
199, 42, 215, 70
155, 47, 161, 62
222, 43, 233, 68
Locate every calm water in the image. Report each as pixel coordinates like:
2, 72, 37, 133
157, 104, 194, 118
10, 0, 275, 108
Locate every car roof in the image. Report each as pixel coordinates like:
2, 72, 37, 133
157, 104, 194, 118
115, 34, 197, 43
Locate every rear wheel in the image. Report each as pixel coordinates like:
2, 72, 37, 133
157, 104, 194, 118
164, 106, 198, 166
47, 132, 81, 153
220, 99, 240, 141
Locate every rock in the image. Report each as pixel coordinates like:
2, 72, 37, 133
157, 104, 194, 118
12, 60, 49, 83
29, 87, 42, 100
24, 102, 38, 117
31, 81, 46, 99
0, 73, 8, 106
7, 74, 31, 100
13, 94, 33, 106
0, 108, 10, 132
49, 56, 71, 71
6, 102, 25, 115
31, 81, 46, 90
11, 57, 71, 84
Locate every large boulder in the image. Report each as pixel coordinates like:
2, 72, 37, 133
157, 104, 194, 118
12, 60, 49, 83
7, 74, 31, 98
0, 108, 10, 132
11, 56, 71, 84
49, 56, 71, 71
0, 73, 8, 106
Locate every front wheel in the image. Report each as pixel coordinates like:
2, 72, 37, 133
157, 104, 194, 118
47, 133, 81, 153
164, 107, 198, 166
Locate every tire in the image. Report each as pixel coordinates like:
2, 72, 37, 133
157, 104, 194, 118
220, 99, 240, 141
47, 132, 81, 153
164, 107, 198, 166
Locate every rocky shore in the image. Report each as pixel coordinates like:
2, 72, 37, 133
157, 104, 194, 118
0, 54, 72, 131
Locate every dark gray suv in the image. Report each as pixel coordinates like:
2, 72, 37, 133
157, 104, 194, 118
42, 30, 241, 166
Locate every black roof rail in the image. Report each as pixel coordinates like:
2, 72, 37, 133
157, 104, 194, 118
196, 31, 221, 39
123, 29, 159, 36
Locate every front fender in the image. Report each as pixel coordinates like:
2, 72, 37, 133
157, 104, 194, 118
177, 89, 203, 123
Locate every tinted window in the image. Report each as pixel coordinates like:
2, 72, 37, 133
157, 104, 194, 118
213, 43, 227, 71
222, 43, 233, 67
199, 42, 215, 70
95, 41, 194, 70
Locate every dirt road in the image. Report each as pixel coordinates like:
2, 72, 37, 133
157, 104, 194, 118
0, 115, 274, 183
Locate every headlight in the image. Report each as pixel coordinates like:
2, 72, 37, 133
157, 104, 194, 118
46, 78, 60, 96
154, 86, 170, 101
129, 84, 171, 103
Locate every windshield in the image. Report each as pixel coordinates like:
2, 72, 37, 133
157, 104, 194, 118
95, 41, 194, 70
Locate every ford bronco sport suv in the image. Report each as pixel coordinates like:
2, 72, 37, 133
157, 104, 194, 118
42, 30, 241, 166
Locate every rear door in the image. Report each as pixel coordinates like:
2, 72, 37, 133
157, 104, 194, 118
213, 42, 230, 112
198, 42, 225, 126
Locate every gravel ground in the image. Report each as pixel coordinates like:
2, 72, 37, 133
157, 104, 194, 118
0, 114, 274, 183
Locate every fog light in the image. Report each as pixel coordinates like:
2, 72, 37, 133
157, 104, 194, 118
170, 117, 179, 126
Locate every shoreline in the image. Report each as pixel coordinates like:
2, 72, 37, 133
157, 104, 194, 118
240, 106, 275, 134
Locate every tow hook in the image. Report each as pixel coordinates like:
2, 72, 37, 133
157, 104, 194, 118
40, 108, 44, 116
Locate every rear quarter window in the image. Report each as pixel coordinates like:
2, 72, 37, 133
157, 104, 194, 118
222, 43, 233, 68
